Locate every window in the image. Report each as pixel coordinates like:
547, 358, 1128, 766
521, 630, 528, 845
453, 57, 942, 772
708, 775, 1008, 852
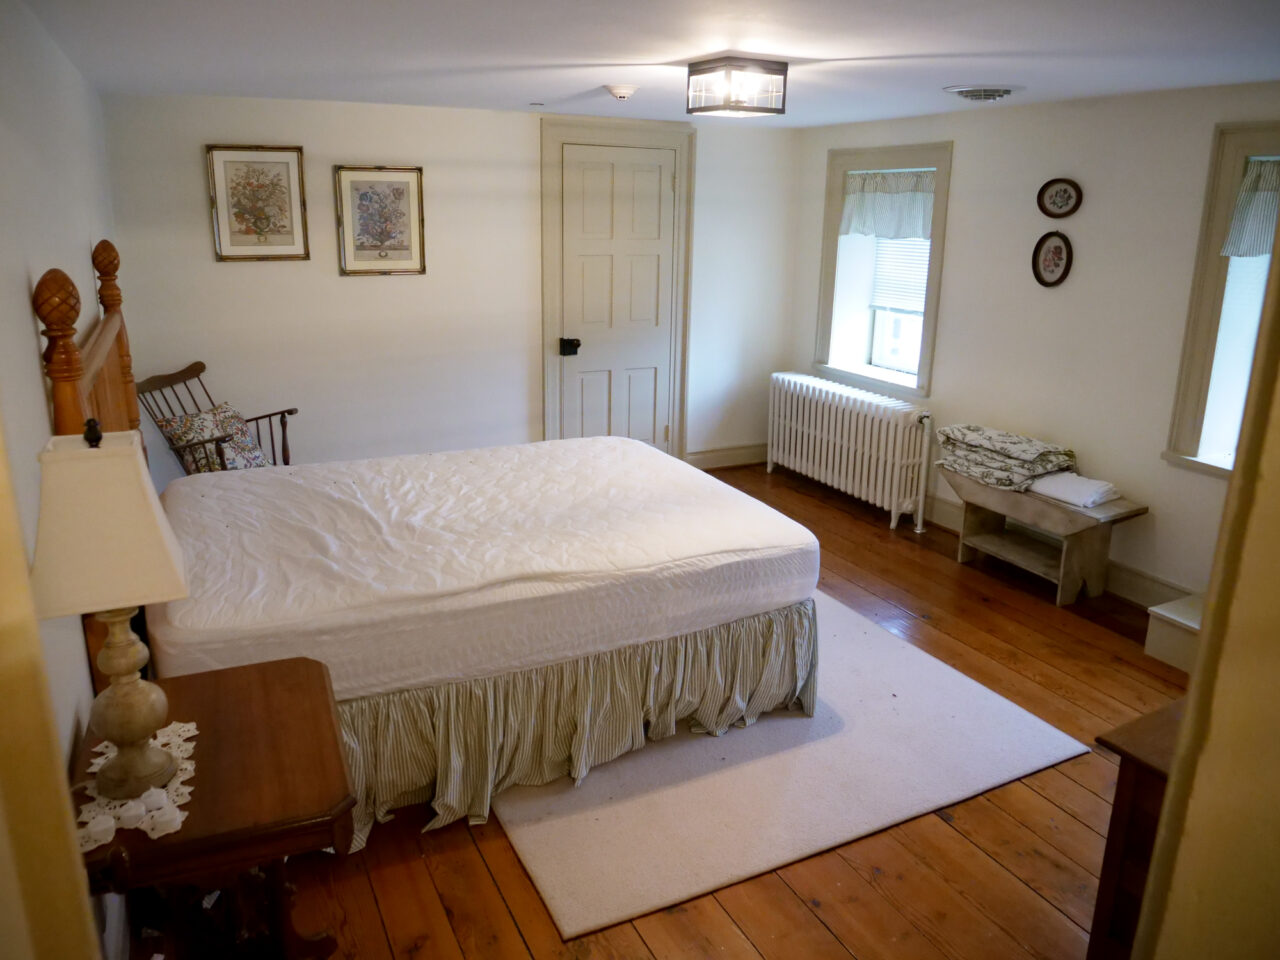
815, 143, 953, 397
1166, 124, 1280, 475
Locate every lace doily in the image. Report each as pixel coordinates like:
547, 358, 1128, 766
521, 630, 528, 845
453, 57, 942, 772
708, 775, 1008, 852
77, 721, 198, 852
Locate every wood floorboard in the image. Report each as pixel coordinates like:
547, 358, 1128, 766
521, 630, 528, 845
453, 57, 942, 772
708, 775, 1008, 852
986, 780, 1107, 876
713, 873, 854, 960
633, 896, 765, 960
838, 832, 1038, 959
288, 849, 394, 960
276, 464, 1188, 960
1021, 768, 1115, 837
1056, 751, 1120, 803
412, 810, 532, 960
891, 814, 1089, 960
938, 798, 1099, 930
363, 812, 465, 960
777, 850, 951, 960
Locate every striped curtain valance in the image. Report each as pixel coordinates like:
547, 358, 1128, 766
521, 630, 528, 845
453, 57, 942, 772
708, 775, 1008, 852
841, 170, 935, 240
1221, 158, 1279, 258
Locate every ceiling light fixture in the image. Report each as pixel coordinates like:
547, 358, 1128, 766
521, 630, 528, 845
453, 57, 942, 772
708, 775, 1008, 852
944, 85, 1016, 102
687, 56, 788, 117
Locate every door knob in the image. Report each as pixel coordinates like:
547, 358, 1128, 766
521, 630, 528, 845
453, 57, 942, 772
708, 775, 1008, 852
559, 337, 582, 356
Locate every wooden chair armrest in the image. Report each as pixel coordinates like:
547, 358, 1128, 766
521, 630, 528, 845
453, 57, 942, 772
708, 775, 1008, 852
243, 408, 299, 423
167, 434, 231, 473
240, 409, 297, 466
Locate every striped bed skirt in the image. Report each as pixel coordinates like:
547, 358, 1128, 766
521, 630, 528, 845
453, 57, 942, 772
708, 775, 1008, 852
337, 598, 818, 850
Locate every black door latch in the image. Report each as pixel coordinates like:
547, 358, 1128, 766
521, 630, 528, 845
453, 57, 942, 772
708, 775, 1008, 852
559, 337, 582, 356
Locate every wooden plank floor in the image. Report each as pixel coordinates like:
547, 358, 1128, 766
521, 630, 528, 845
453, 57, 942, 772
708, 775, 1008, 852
284, 464, 1187, 960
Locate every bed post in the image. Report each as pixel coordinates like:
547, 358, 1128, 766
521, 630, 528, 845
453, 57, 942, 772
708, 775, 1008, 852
32, 251, 134, 696
92, 240, 140, 431
31, 269, 87, 436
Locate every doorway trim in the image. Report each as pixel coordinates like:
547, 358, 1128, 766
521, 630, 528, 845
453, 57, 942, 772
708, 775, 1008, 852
540, 116, 695, 458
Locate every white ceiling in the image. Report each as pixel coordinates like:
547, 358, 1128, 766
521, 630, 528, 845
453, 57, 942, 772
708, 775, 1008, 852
28, 0, 1280, 127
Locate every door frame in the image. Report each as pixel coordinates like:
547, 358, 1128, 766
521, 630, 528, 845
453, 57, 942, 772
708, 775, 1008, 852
540, 116, 695, 457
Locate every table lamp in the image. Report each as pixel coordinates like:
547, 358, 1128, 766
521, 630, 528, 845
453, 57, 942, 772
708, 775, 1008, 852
29, 425, 188, 799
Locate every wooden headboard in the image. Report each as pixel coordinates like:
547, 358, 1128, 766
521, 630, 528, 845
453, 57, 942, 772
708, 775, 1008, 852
31, 239, 141, 439
31, 239, 142, 690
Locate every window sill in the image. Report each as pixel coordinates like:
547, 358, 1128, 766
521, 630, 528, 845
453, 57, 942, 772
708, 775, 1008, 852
814, 362, 929, 401
1161, 449, 1232, 479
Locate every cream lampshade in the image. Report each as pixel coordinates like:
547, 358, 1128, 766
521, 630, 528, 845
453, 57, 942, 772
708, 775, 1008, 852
29, 428, 188, 799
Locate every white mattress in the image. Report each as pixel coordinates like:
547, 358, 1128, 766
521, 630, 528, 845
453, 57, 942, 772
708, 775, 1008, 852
148, 437, 819, 700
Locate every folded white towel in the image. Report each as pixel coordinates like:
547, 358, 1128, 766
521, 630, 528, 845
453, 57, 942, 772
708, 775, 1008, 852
1028, 471, 1120, 508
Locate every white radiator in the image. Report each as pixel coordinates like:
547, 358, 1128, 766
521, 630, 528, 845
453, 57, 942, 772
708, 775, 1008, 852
767, 372, 932, 531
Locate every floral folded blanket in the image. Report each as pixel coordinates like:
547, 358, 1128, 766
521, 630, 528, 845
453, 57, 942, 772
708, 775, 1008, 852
935, 424, 1075, 491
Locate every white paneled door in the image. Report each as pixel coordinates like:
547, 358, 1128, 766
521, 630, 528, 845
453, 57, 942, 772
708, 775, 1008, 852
559, 144, 676, 450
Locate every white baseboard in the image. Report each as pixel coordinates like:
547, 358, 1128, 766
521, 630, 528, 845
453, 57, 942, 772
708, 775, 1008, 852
924, 495, 1189, 608
925, 494, 964, 533
685, 443, 768, 470
1107, 563, 1190, 609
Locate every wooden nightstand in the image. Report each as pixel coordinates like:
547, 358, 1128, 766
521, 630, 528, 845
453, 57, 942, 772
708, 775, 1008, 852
74, 657, 355, 958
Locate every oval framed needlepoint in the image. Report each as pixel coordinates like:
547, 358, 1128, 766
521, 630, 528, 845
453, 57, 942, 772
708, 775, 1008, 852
1037, 178, 1082, 218
1032, 231, 1073, 287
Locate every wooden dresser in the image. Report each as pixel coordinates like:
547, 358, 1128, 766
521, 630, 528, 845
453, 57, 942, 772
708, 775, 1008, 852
1087, 698, 1185, 959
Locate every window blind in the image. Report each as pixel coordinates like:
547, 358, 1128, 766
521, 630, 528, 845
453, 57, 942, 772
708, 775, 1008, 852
872, 237, 930, 313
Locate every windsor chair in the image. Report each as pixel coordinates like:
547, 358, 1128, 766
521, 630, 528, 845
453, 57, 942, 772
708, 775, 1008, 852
136, 362, 297, 474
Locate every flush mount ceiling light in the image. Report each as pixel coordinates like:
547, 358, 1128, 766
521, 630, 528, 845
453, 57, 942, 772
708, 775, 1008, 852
687, 56, 788, 117
944, 85, 1016, 102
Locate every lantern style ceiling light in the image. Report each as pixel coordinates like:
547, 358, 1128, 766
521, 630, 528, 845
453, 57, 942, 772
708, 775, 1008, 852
686, 56, 788, 117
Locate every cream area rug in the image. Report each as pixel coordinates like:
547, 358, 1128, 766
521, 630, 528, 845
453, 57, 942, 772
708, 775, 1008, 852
492, 590, 1088, 938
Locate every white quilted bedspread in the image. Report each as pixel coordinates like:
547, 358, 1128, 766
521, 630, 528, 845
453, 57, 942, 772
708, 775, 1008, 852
150, 438, 819, 696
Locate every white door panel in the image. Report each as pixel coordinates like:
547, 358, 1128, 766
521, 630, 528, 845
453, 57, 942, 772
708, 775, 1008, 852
625, 366, 658, 443
560, 144, 675, 449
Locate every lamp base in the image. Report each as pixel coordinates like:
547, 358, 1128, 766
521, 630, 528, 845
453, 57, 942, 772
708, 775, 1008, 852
89, 607, 176, 800
94, 742, 177, 799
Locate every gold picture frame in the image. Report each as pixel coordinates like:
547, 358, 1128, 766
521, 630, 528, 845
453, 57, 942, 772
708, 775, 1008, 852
333, 165, 426, 275
206, 145, 310, 261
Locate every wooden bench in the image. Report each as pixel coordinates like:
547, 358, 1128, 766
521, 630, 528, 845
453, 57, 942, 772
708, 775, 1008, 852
938, 467, 1148, 606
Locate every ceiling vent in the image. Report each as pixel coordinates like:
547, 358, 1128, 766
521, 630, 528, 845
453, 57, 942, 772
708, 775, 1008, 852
944, 85, 1015, 102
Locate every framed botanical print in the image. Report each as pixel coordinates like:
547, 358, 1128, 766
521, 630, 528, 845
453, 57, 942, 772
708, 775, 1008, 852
333, 165, 425, 275
206, 145, 309, 260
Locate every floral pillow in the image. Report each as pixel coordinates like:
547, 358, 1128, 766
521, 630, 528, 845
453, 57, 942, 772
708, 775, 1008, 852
155, 401, 268, 473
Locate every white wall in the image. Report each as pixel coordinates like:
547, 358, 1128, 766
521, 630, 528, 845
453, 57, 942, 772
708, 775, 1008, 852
0, 0, 114, 754
104, 96, 545, 467
103, 96, 794, 473
100, 83, 1280, 594
790, 82, 1280, 594
685, 125, 799, 454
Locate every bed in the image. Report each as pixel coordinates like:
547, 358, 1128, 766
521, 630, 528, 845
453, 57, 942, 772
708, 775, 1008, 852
31, 242, 820, 849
